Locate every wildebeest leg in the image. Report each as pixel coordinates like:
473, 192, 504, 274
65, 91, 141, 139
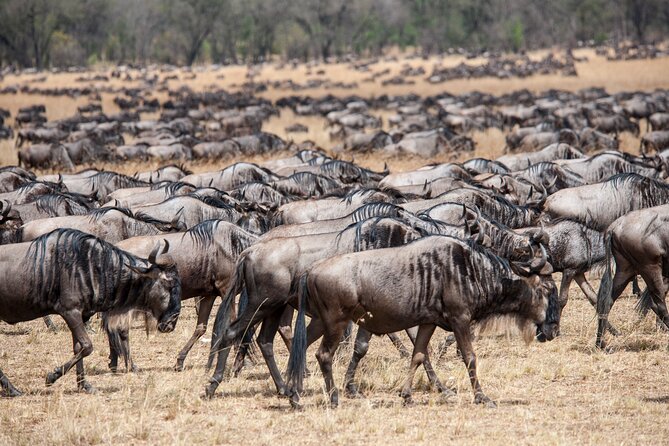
632, 277, 642, 298
386, 332, 410, 358
0, 368, 22, 397
175, 296, 216, 372
343, 327, 373, 397
315, 320, 348, 408
437, 333, 456, 359
256, 308, 291, 396
232, 327, 256, 377
639, 269, 669, 331
596, 261, 635, 350
452, 320, 495, 408
574, 273, 620, 336
43, 316, 57, 332
399, 324, 436, 405
45, 311, 95, 392
277, 306, 294, 351
557, 271, 575, 316
74, 338, 95, 394
404, 326, 451, 394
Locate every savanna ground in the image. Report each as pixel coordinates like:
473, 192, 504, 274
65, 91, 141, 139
1, 49, 669, 445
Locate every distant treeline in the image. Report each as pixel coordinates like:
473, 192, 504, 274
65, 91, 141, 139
0, 0, 668, 68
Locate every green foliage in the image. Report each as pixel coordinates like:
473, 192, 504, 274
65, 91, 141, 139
507, 18, 525, 52
0, 0, 667, 67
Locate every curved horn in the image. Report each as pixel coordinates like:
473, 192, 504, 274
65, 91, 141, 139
147, 241, 162, 264
543, 174, 557, 191
530, 243, 548, 273
0, 199, 10, 219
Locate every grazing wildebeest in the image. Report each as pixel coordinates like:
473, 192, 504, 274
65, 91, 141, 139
0, 229, 181, 396
595, 204, 669, 349
286, 236, 558, 408
110, 220, 258, 371
205, 217, 454, 399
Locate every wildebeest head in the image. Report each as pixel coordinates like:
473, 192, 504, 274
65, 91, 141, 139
0, 200, 22, 228
131, 241, 182, 333
509, 241, 559, 343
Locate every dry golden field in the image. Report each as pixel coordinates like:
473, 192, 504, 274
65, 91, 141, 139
1, 50, 669, 445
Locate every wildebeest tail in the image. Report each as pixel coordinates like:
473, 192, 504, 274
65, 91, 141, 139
286, 273, 309, 395
207, 256, 246, 370
634, 286, 653, 317
596, 233, 614, 317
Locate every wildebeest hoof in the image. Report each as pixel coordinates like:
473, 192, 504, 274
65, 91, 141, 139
289, 396, 302, 410
437, 386, 457, 398
474, 394, 496, 408
345, 384, 362, 398
174, 362, 185, 372
1, 385, 22, 398
78, 381, 96, 394
45, 372, 59, 386
204, 384, 218, 399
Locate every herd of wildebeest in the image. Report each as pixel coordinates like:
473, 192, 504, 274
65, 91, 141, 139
2, 80, 669, 409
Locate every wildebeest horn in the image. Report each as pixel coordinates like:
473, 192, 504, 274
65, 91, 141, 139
0, 199, 10, 219
169, 207, 186, 231
530, 222, 550, 246
543, 175, 557, 191
155, 239, 175, 267
147, 242, 162, 264
530, 243, 548, 273
527, 184, 548, 208
382, 162, 389, 174
147, 239, 171, 265
499, 176, 507, 191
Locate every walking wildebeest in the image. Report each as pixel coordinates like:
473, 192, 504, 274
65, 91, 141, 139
0, 229, 181, 396
110, 220, 258, 371
595, 204, 669, 349
285, 236, 559, 408
205, 217, 460, 399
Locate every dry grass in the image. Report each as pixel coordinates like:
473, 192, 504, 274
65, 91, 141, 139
1, 52, 669, 445
1, 283, 668, 445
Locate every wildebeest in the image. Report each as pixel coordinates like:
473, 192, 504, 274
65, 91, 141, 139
542, 173, 669, 231
205, 217, 449, 399
641, 131, 669, 154
19, 207, 182, 243
111, 220, 258, 371
595, 204, 669, 349
0, 229, 181, 396
285, 236, 558, 408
